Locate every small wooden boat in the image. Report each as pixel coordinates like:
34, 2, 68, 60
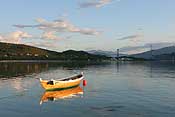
40, 72, 84, 91
40, 86, 83, 104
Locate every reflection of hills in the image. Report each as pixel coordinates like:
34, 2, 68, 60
40, 86, 83, 104
0, 62, 49, 78
0, 61, 109, 78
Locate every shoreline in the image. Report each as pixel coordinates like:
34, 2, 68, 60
0, 60, 175, 63
0, 60, 111, 63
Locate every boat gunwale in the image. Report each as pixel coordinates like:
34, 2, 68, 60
40, 76, 84, 83
40, 72, 84, 82
56, 73, 83, 81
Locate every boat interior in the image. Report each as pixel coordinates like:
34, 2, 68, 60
46, 74, 83, 85
60, 74, 83, 81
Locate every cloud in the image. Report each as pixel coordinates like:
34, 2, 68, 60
0, 31, 32, 44
41, 31, 61, 40
79, 0, 113, 8
26, 41, 58, 50
120, 45, 146, 53
13, 18, 100, 38
13, 24, 39, 28
117, 34, 143, 40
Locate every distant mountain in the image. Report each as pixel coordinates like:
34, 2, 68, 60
59, 50, 110, 61
87, 50, 126, 57
153, 53, 175, 60
0, 42, 110, 61
131, 46, 175, 60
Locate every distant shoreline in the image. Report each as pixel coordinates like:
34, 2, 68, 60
0, 60, 111, 63
1, 59, 175, 63
0, 60, 63, 63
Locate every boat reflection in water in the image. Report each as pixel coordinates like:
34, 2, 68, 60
40, 86, 83, 104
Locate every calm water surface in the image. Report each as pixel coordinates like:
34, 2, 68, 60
0, 61, 175, 117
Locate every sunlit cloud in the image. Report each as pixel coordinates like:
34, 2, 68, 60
13, 18, 101, 40
26, 41, 58, 50
0, 31, 32, 44
41, 31, 61, 40
79, 0, 114, 8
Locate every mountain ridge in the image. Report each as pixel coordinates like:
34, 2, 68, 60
87, 50, 126, 57
0, 42, 110, 61
131, 46, 175, 60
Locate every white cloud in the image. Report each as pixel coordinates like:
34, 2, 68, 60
26, 41, 58, 49
0, 31, 32, 44
79, 0, 113, 8
14, 18, 100, 38
96, 0, 112, 7
117, 34, 143, 40
41, 31, 61, 40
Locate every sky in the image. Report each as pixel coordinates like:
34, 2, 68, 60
0, 0, 175, 54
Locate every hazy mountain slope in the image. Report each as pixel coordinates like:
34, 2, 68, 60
131, 46, 175, 59
87, 50, 126, 57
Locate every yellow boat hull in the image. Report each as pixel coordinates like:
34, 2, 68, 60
40, 73, 84, 91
